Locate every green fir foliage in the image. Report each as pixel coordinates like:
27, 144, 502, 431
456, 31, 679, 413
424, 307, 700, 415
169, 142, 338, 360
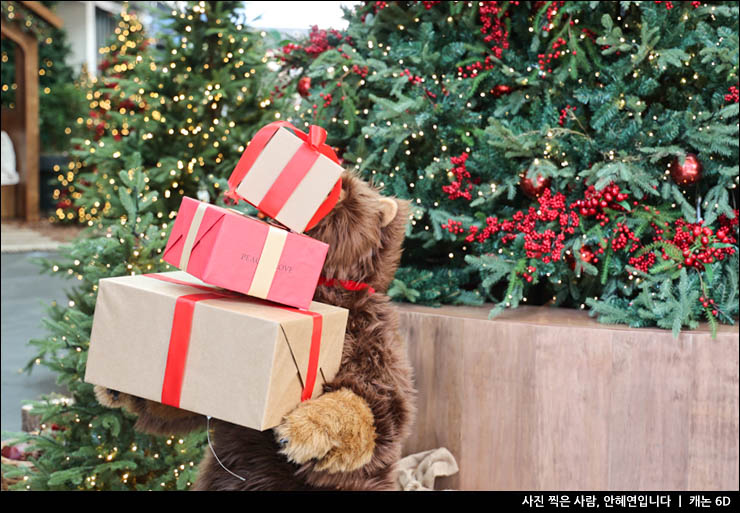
278, 1, 739, 334
3, 1, 284, 490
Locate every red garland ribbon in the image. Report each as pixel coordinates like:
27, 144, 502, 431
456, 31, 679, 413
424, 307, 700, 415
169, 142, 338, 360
318, 276, 376, 295
226, 121, 342, 231
144, 274, 324, 407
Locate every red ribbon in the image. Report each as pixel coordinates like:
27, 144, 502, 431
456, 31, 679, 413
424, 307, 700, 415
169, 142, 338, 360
226, 121, 342, 231
318, 276, 376, 295
144, 274, 324, 408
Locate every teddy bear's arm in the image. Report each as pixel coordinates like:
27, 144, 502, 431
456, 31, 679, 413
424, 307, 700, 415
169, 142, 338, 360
95, 385, 206, 435
276, 329, 414, 477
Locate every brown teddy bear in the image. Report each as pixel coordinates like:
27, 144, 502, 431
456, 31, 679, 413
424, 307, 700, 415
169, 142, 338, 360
95, 170, 416, 491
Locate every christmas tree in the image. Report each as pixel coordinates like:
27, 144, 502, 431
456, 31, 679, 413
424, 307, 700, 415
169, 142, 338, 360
3, 1, 285, 490
51, 6, 150, 224
278, 1, 739, 335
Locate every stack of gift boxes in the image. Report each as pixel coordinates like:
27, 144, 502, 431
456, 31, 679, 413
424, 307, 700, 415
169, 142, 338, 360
85, 122, 349, 431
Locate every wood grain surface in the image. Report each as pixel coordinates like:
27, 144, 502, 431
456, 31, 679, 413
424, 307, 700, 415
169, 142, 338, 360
397, 304, 739, 491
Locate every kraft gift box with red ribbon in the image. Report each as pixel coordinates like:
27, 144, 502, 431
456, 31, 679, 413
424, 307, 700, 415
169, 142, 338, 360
84, 272, 348, 431
225, 121, 343, 233
163, 196, 328, 310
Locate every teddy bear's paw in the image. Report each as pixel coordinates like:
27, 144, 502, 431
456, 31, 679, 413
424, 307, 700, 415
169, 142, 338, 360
94, 385, 133, 410
275, 388, 376, 473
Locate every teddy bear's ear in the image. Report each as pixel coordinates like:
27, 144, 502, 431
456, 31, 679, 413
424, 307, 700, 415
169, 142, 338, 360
379, 197, 399, 227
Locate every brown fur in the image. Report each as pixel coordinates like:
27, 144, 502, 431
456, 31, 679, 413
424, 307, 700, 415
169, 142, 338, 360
274, 388, 376, 473
95, 171, 415, 490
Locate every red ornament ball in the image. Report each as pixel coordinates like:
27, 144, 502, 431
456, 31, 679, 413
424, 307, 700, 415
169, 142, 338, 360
670, 153, 703, 186
520, 172, 551, 198
579, 245, 596, 264
297, 76, 311, 98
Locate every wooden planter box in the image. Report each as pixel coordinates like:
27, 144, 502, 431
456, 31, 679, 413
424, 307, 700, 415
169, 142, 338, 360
397, 304, 739, 491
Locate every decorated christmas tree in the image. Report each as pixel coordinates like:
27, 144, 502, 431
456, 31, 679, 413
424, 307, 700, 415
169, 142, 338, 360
278, 1, 739, 335
3, 1, 284, 490
51, 6, 150, 223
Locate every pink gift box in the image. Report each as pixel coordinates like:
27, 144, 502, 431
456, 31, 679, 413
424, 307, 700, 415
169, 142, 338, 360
163, 196, 328, 310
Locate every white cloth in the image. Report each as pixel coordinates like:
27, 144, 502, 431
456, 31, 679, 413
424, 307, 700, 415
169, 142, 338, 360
1, 131, 19, 186
396, 447, 459, 491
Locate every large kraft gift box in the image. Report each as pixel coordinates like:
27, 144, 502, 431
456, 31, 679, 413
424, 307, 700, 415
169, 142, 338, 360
85, 272, 348, 431
163, 196, 328, 310
226, 121, 343, 233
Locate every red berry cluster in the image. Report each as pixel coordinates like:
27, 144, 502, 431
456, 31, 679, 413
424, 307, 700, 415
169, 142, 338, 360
479, 1, 513, 59
442, 219, 465, 234
611, 223, 641, 252
399, 69, 439, 99
699, 296, 718, 316
421, 1, 441, 9
725, 85, 739, 103
654, 1, 674, 9
371, 1, 388, 13
558, 104, 576, 126
571, 184, 629, 227
442, 152, 474, 201
456, 189, 580, 266
306, 26, 349, 56
628, 251, 657, 272
281, 42, 302, 56
672, 217, 738, 270
521, 265, 538, 283
361, 1, 387, 22
282, 26, 351, 60
352, 64, 369, 78
691, 1, 702, 6
538, 37, 567, 74
318, 92, 333, 107
458, 56, 495, 78
400, 69, 423, 85
541, 1, 565, 32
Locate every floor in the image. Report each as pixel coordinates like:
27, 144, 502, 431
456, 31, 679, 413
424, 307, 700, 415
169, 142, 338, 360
1, 251, 70, 434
